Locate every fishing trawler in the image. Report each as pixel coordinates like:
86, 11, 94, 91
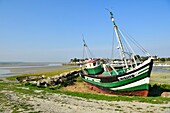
79, 11, 153, 96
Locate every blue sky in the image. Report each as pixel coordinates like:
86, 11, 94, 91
0, 0, 170, 62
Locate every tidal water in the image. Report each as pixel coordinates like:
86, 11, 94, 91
0, 62, 63, 78
152, 66, 170, 73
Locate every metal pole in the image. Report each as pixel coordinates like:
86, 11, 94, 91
109, 11, 128, 68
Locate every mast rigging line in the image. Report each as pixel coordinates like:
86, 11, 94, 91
111, 29, 115, 59
118, 29, 138, 66
119, 27, 151, 56
82, 35, 95, 59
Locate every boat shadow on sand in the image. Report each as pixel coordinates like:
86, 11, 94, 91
148, 84, 170, 97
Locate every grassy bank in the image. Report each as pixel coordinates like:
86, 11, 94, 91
150, 72, 170, 85
0, 81, 170, 105
0, 70, 169, 106
0, 71, 169, 104
1, 68, 170, 113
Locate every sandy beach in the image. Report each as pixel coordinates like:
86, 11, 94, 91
1, 89, 170, 113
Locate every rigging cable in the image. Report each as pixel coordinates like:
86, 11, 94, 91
111, 29, 115, 59
82, 35, 95, 59
120, 28, 151, 56
119, 29, 138, 65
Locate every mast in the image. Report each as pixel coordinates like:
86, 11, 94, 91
82, 36, 94, 59
109, 11, 128, 68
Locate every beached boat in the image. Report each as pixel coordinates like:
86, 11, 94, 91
79, 11, 153, 96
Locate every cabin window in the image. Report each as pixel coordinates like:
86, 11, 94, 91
93, 62, 96, 66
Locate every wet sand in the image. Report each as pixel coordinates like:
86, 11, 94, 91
0, 62, 78, 77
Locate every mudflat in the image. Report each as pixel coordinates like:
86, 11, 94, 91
0, 62, 78, 78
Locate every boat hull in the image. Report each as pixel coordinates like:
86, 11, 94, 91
80, 59, 153, 96
86, 65, 103, 75
84, 82, 149, 96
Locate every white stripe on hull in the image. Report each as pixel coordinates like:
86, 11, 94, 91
127, 65, 149, 76
110, 77, 150, 90
117, 68, 149, 81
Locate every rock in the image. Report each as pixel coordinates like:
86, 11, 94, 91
53, 75, 60, 78
41, 75, 46, 78
161, 92, 170, 97
16, 76, 28, 82
22, 79, 27, 82
40, 79, 47, 84
62, 73, 67, 78
17, 70, 80, 88
46, 77, 51, 85
29, 81, 37, 85
27, 76, 42, 81
59, 74, 64, 77
44, 84, 47, 87
34, 90, 44, 93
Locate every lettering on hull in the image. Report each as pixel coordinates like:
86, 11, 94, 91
118, 74, 135, 81
85, 76, 101, 82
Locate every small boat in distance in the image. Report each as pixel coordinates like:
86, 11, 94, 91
79, 11, 153, 96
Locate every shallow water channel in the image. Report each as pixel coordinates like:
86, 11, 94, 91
0, 63, 63, 78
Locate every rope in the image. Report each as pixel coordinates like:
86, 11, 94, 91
111, 30, 115, 58
119, 29, 138, 66
82, 35, 95, 59
120, 28, 151, 56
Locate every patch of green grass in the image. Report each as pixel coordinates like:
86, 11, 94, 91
28, 111, 40, 113
161, 106, 170, 109
115, 109, 122, 111
97, 107, 104, 110
10, 102, 34, 113
1, 81, 170, 104
127, 106, 133, 109
150, 72, 170, 85
2, 69, 170, 106
136, 107, 143, 110
75, 76, 83, 82
62, 91, 170, 104
0, 92, 7, 103
0, 81, 37, 95
160, 84, 170, 90
24, 84, 170, 104
116, 105, 121, 108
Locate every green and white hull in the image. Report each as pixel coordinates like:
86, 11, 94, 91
80, 58, 153, 96
86, 65, 103, 75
